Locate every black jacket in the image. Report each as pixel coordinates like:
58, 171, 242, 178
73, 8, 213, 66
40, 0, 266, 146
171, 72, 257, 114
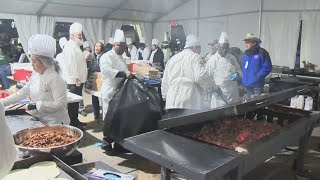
149, 48, 165, 71
85, 52, 103, 89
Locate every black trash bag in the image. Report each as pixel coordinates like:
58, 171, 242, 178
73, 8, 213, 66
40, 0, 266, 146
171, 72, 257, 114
103, 77, 162, 140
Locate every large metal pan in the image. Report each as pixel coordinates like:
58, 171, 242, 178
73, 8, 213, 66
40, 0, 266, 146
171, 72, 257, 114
13, 125, 83, 157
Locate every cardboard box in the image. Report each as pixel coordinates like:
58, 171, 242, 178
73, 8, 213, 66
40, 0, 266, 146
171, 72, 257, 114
132, 63, 158, 76
93, 72, 102, 79
92, 79, 102, 92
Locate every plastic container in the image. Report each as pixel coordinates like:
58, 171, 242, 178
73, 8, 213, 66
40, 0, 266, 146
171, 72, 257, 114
0, 92, 9, 99
290, 96, 298, 108
13, 69, 32, 81
304, 96, 313, 111
296, 95, 305, 109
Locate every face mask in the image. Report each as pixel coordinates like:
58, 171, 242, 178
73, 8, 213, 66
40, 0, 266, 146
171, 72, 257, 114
75, 38, 83, 46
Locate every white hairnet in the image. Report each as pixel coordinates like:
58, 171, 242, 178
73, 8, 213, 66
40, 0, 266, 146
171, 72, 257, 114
184, 34, 200, 48
59, 37, 67, 49
140, 37, 146, 44
152, 39, 160, 46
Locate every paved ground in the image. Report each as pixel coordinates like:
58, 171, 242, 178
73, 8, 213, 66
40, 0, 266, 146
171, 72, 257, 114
77, 92, 320, 180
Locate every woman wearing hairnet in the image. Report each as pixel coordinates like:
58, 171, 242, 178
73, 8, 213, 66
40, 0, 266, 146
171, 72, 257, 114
0, 34, 70, 125
0, 102, 16, 178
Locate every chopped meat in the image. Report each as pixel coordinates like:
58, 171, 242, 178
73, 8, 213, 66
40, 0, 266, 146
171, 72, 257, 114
20, 131, 79, 148
191, 118, 281, 151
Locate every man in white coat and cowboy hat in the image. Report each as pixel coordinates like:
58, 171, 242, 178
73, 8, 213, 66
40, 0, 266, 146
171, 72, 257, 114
206, 32, 242, 109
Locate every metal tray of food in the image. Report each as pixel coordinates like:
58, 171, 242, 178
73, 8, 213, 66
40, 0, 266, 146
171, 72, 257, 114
11, 154, 86, 180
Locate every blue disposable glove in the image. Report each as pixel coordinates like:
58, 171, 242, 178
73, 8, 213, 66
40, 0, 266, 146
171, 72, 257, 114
230, 72, 239, 81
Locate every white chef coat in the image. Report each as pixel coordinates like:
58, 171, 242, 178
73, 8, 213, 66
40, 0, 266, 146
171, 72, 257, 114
136, 47, 151, 60
100, 49, 128, 119
2, 67, 70, 125
206, 52, 242, 108
129, 45, 138, 60
149, 48, 158, 64
161, 49, 207, 110
55, 52, 66, 81
62, 40, 88, 84
0, 102, 16, 178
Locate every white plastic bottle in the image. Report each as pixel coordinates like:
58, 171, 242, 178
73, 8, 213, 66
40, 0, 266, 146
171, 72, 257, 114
296, 95, 305, 109
290, 96, 298, 108
304, 96, 313, 111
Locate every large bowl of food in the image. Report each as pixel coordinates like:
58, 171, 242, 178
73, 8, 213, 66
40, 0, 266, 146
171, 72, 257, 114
13, 125, 83, 157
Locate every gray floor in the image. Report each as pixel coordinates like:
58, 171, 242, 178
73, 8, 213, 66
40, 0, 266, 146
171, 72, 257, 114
78, 92, 320, 180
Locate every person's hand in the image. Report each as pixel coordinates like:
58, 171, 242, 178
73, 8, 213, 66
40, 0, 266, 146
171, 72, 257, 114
75, 78, 81, 87
230, 72, 239, 81
27, 103, 37, 111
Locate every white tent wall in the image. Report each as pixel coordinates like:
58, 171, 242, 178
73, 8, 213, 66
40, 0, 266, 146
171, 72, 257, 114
14, 15, 38, 55
227, 13, 259, 49
199, 17, 227, 56
153, 22, 170, 42
199, 0, 260, 18
81, 18, 103, 49
158, 0, 198, 21
39, 16, 56, 36
155, 0, 320, 68
301, 12, 320, 67
260, 12, 301, 68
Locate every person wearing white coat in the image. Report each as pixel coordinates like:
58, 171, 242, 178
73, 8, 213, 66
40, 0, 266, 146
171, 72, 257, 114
0, 102, 16, 178
161, 34, 207, 118
136, 37, 150, 60
1, 34, 70, 125
62, 22, 87, 129
100, 29, 129, 120
124, 38, 138, 60
56, 37, 67, 80
206, 32, 242, 109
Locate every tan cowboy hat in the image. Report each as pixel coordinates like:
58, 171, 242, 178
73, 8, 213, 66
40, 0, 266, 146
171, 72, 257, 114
243, 33, 262, 43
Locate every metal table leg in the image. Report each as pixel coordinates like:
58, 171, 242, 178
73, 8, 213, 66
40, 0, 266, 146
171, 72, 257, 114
161, 166, 171, 180
295, 118, 318, 172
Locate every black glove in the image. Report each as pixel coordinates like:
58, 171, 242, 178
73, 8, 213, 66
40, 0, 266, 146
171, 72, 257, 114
27, 103, 37, 111
115, 71, 127, 78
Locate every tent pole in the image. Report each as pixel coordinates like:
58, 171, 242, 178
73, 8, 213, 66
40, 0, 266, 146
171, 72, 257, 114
258, 0, 263, 38
197, 0, 200, 37
102, 18, 107, 43
37, 15, 40, 33
152, 22, 155, 39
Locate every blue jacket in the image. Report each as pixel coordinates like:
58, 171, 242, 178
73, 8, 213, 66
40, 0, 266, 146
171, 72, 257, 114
242, 45, 272, 87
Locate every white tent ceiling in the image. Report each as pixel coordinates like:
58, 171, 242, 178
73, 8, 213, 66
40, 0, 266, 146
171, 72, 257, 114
0, 0, 190, 22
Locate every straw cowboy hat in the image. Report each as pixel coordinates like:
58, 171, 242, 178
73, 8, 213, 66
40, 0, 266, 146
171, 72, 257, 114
243, 33, 262, 43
